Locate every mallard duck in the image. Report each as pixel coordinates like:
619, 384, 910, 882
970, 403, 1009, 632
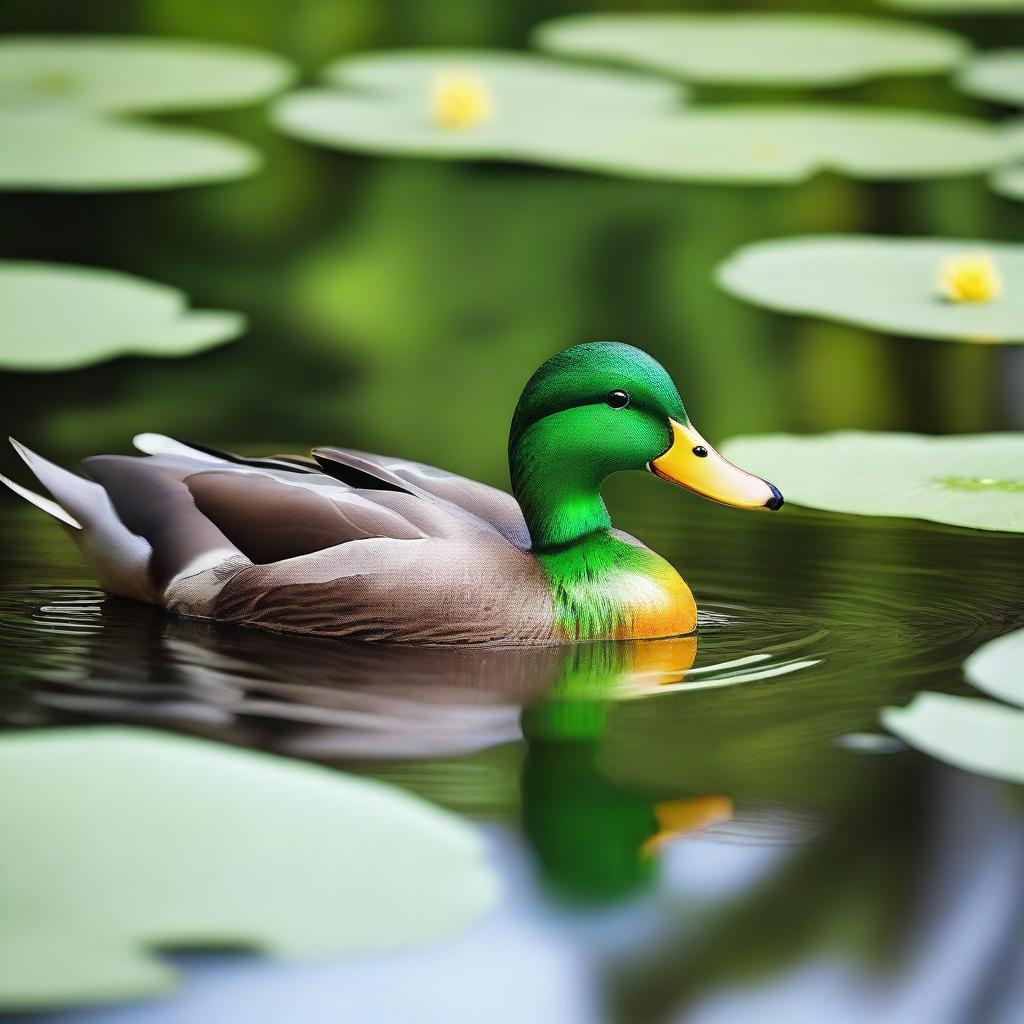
2, 342, 781, 645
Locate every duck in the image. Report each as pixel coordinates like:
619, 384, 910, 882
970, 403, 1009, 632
1, 342, 782, 646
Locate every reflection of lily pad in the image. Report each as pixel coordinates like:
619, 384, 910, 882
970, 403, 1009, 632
882, 694, 1024, 784
0, 261, 244, 370
964, 628, 1024, 707
957, 50, 1024, 106
720, 432, 1024, 532
0, 36, 293, 113
0, 36, 293, 190
0, 728, 496, 1010
273, 52, 1007, 184
536, 14, 969, 88
717, 236, 1024, 342
0, 111, 255, 191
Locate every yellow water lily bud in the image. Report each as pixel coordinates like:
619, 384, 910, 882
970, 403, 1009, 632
938, 252, 1002, 304
431, 71, 493, 130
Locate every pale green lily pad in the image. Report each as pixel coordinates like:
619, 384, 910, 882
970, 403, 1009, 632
877, 0, 1024, 12
0, 110, 256, 191
0, 36, 293, 190
964, 628, 1024, 707
0, 261, 244, 370
535, 14, 969, 88
957, 49, 1024, 106
272, 51, 1007, 184
0, 728, 497, 1010
717, 236, 1024, 342
882, 694, 1024, 784
0, 36, 293, 113
720, 432, 1024, 532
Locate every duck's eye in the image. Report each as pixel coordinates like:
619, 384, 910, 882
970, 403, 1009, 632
606, 389, 630, 409
692, 446, 708, 458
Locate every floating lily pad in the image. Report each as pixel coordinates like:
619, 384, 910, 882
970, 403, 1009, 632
0, 261, 244, 370
720, 432, 1024, 532
535, 14, 969, 88
882, 694, 1024, 784
0, 36, 293, 190
0, 728, 497, 1010
964, 628, 1024, 707
0, 36, 293, 114
0, 110, 256, 191
274, 50, 1008, 184
957, 49, 1024, 106
717, 236, 1024, 342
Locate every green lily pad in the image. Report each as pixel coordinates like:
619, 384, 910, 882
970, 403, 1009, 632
0, 36, 293, 190
720, 432, 1024, 532
876, 0, 1024, 12
0, 261, 244, 370
0, 727, 497, 1010
716, 236, 1024, 342
0, 110, 256, 191
275, 49, 1008, 183
957, 49, 1024, 106
535, 14, 969, 88
882, 693, 1024, 784
0, 36, 293, 114
964, 628, 1024, 707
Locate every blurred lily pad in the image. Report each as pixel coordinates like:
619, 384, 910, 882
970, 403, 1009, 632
272, 52, 1006, 184
0, 727, 497, 1010
0, 261, 244, 370
957, 49, 1024, 105
0, 35, 293, 113
720, 432, 1024, 532
876, 0, 1024, 12
0, 36, 293, 190
882, 694, 1024, 784
992, 164, 1024, 201
535, 14, 969, 88
0, 111, 256, 191
717, 236, 1024, 342
964, 628, 1024, 706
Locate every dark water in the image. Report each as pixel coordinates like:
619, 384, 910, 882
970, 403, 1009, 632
2, 485, 1023, 1024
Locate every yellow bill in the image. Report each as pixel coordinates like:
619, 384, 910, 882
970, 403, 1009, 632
650, 419, 783, 511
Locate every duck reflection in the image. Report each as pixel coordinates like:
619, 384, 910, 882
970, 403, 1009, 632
24, 594, 726, 903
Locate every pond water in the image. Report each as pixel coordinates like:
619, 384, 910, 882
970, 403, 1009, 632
2, 483, 1022, 1024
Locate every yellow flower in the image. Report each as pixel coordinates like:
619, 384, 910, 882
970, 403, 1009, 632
937, 252, 1002, 304
431, 71, 493, 130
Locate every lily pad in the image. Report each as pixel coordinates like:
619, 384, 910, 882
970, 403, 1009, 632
0, 727, 497, 1010
0, 110, 256, 191
957, 49, 1024, 106
964, 628, 1024, 706
535, 14, 969, 88
882, 693, 1024, 784
0, 36, 293, 190
716, 236, 1024, 342
0, 36, 293, 114
720, 432, 1024, 532
274, 50, 1008, 183
876, 0, 1024, 12
0, 261, 244, 370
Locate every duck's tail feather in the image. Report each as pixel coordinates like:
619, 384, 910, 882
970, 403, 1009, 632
5, 438, 157, 602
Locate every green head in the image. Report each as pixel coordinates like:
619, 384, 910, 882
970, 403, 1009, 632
509, 342, 781, 551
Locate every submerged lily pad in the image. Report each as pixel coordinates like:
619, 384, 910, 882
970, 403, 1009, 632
0, 261, 244, 370
720, 432, 1024, 532
957, 49, 1024, 106
535, 14, 969, 88
717, 236, 1024, 342
272, 51, 1007, 184
882, 694, 1024, 783
0, 36, 293, 189
964, 628, 1024, 707
0, 728, 497, 1010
